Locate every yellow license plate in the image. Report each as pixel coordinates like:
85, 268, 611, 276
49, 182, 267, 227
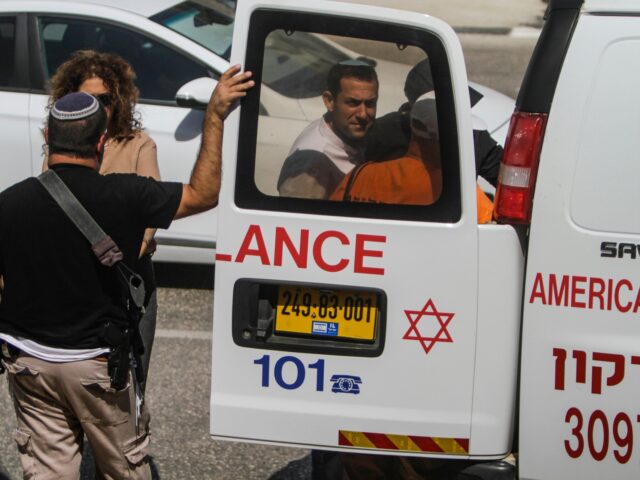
275, 286, 377, 341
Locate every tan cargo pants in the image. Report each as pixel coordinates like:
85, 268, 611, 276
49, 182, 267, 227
2, 352, 151, 480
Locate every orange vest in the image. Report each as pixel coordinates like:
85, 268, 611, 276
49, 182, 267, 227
331, 157, 493, 224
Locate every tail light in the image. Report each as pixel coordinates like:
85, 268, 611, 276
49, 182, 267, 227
494, 112, 548, 225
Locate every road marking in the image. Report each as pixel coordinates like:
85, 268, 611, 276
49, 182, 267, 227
455, 26, 541, 38
510, 26, 542, 38
156, 329, 212, 340
455, 26, 510, 35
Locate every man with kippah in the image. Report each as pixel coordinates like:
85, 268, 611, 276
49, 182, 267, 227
0, 65, 253, 479
277, 60, 379, 199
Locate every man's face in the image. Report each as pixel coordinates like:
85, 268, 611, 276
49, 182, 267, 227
323, 76, 378, 142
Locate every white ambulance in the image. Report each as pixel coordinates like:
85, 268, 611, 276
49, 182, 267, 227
209, 0, 640, 478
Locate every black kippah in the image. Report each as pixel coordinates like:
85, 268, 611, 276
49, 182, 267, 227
51, 92, 100, 121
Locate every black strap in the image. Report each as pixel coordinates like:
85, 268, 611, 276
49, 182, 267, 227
341, 162, 372, 201
37, 169, 145, 308
38, 169, 124, 267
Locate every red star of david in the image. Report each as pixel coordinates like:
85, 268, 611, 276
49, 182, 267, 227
403, 299, 454, 355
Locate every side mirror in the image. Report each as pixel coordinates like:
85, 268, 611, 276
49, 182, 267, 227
175, 77, 218, 109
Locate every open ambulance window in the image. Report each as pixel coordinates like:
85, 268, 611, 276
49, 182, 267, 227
236, 10, 461, 223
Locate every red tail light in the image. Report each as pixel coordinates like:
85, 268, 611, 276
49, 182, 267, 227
494, 111, 548, 225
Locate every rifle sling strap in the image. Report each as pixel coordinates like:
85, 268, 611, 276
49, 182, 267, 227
37, 169, 144, 308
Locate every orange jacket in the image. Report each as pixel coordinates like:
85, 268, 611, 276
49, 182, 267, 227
331, 156, 493, 224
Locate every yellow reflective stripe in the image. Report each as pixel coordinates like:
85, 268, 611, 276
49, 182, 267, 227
432, 437, 468, 454
386, 434, 421, 452
341, 431, 376, 449
339, 430, 470, 454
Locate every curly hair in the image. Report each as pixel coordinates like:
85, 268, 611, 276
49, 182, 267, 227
47, 50, 142, 141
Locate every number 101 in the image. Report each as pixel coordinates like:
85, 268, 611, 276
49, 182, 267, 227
254, 354, 325, 391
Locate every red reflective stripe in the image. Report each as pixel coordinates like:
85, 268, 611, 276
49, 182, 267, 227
364, 432, 399, 450
338, 431, 353, 446
456, 438, 470, 451
338, 430, 469, 454
409, 435, 444, 452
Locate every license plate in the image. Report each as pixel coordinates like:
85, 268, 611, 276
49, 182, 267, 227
275, 286, 377, 341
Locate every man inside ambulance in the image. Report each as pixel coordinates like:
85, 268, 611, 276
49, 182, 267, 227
276, 60, 378, 199
331, 93, 493, 223
365, 59, 503, 187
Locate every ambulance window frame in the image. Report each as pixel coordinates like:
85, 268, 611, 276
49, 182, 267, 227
235, 9, 461, 223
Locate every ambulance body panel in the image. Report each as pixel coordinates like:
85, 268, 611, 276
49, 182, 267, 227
518, 6, 640, 479
211, 0, 640, 477
472, 225, 524, 455
210, 0, 523, 460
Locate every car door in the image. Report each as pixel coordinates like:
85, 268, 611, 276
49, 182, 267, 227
0, 14, 31, 193
27, 12, 221, 264
209, 0, 517, 459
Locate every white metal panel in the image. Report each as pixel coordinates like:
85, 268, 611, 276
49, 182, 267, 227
135, 103, 219, 249
570, 37, 640, 235
471, 225, 523, 455
152, 243, 214, 264
211, 220, 481, 455
209, 0, 499, 458
0, 91, 31, 190
27, 94, 47, 180
520, 13, 640, 480
583, 0, 640, 14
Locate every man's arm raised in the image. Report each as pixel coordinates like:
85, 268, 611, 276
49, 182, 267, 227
174, 65, 253, 219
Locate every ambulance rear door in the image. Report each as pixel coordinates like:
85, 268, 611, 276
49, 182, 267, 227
210, 0, 507, 459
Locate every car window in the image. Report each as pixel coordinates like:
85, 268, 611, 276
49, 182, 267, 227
236, 11, 462, 223
151, 0, 235, 60
38, 16, 212, 103
0, 17, 17, 88
151, 1, 349, 99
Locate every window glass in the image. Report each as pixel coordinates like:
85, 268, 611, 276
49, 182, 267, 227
38, 17, 211, 102
151, 1, 348, 99
0, 17, 17, 88
236, 12, 460, 223
151, 1, 235, 60
258, 32, 434, 200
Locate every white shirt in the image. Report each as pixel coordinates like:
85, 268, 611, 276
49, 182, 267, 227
288, 117, 363, 174
0, 333, 109, 363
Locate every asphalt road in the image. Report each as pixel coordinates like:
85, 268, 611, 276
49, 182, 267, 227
0, 23, 539, 480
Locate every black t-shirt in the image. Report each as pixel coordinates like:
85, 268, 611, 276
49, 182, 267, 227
0, 164, 182, 349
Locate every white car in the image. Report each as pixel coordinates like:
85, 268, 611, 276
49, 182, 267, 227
0, 0, 514, 264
